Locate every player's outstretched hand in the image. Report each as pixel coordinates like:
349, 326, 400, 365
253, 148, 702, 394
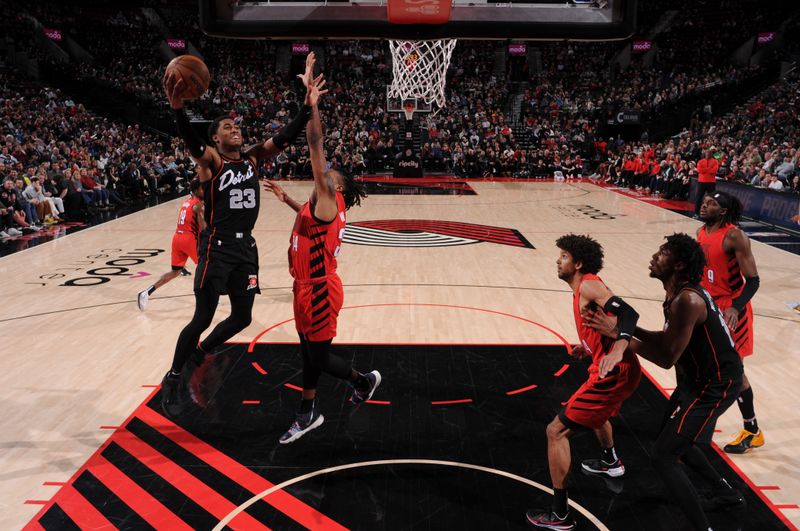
297, 51, 315, 89
582, 307, 619, 338
163, 72, 184, 110
263, 180, 287, 202
598, 349, 623, 379
304, 74, 328, 107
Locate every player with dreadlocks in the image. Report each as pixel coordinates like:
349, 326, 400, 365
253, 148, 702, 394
697, 191, 764, 457
264, 60, 378, 445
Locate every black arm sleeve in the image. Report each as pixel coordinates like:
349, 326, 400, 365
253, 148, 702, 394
272, 105, 312, 151
603, 296, 640, 341
174, 108, 206, 159
732, 276, 759, 313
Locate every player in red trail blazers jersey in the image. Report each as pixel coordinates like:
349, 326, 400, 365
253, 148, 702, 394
697, 191, 764, 454
137, 179, 205, 311
159, 52, 316, 417
526, 234, 641, 531
264, 55, 379, 445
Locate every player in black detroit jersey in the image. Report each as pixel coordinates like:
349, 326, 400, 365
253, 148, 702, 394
159, 54, 318, 416
585, 234, 744, 531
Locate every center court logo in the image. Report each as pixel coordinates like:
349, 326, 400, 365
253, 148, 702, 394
343, 220, 534, 248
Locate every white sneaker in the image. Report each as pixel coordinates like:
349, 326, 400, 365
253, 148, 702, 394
137, 289, 150, 311
0, 230, 9, 239
7, 227, 23, 236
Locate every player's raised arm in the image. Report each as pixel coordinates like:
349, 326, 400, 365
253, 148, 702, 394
164, 72, 220, 181
305, 73, 335, 221
245, 53, 316, 163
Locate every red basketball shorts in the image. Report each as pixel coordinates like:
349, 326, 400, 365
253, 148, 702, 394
560, 361, 642, 430
715, 297, 754, 357
171, 232, 198, 269
293, 274, 344, 342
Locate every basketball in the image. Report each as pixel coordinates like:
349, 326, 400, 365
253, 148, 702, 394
164, 54, 210, 100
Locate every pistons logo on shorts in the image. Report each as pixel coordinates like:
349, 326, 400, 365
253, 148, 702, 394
247, 275, 258, 290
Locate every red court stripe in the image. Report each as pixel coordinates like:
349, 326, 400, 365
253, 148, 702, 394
758, 486, 781, 490
251, 362, 268, 375
42, 482, 67, 487
366, 400, 392, 405
113, 429, 269, 531
431, 399, 473, 405
141, 384, 158, 388
24, 500, 48, 505
137, 406, 348, 531
22, 386, 162, 529
284, 383, 303, 392
89, 455, 191, 530
775, 504, 800, 509
21, 522, 45, 531
54, 485, 115, 529
242, 400, 261, 405
99, 426, 120, 430
553, 364, 569, 377
506, 383, 538, 396
640, 369, 797, 531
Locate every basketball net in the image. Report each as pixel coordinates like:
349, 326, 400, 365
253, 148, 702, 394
388, 39, 457, 114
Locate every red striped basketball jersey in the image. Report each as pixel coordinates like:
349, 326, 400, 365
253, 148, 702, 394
289, 193, 346, 281
573, 274, 639, 371
697, 224, 743, 302
176, 196, 201, 238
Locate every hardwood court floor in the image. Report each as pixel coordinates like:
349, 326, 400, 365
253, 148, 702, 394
2, 179, 798, 530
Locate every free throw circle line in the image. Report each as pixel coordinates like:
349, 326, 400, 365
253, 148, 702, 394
213, 458, 609, 530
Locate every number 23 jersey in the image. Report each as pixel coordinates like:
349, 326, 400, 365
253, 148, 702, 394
202, 153, 259, 234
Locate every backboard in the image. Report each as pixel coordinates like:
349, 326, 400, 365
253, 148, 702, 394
199, 0, 636, 41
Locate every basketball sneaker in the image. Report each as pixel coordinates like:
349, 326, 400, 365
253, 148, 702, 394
7, 227, 23, 236
181, 268, 191, 276
723, 429, 765, 454
137, 288, 150, 311
525, 509, 575, 530
581, 458, 625, 477
351, 370, 382, 404
160, 371, 182, 419
0, 230, 9, 239
279, 401, 324, 444
700, 488, 746, 511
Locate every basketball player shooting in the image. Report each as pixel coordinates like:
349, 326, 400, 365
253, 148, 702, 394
158, 53, 317, 417
263, 58, 379, 445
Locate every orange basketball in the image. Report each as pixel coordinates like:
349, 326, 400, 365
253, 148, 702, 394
165, 54, 211, 100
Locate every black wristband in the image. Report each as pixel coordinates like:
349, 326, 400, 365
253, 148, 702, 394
272, 105, 312, 151
174, 108, 206, 159
603, 296, 639, 342
732, 276, 759, 313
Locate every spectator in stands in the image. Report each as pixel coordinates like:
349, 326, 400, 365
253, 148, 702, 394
695, 149, 719, 216
23, 176, 61, 223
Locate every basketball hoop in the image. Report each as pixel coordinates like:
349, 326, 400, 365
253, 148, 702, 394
388, 39, 457, 113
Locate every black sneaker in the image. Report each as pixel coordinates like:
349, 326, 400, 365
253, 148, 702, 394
180, 268, 192, 276
160, 372, 182, 419
581, 458, 625, 478
351, 370, 382, 404
700, 489, 746, 511
279, 401, 324, 444
525, 509, 576, 530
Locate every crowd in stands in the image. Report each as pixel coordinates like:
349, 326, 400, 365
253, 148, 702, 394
0, 66, 194, 238
1, 0, 798, 240
593, 68, 800, 197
